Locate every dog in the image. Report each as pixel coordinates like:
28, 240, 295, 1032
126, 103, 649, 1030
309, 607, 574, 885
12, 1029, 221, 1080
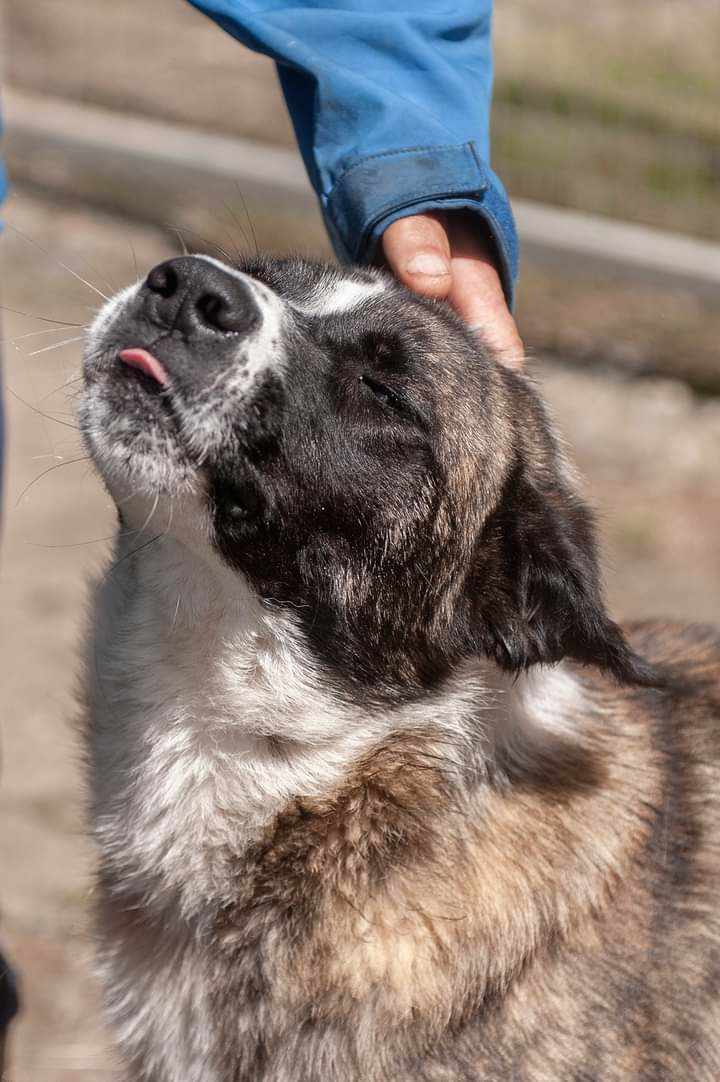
79, 253, 720, 1081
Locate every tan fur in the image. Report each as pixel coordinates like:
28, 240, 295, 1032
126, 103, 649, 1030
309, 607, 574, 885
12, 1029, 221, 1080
203, 626, 720, 1079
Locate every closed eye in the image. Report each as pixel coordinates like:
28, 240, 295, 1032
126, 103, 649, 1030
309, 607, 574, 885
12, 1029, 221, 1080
359, 373, 410, 417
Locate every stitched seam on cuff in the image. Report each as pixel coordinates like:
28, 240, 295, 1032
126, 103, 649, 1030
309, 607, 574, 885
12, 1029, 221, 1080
327, 142, 489, 252
327, 142, 479, 194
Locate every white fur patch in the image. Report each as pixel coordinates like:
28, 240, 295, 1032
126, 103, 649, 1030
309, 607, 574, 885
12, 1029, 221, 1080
293, 276, 386, 316
85, 280, 141, 348
87, 510, 489, 916
174, 256, 286, 462
512, 663, 585, 738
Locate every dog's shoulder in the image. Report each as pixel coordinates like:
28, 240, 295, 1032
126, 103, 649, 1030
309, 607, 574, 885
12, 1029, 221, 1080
625, 619, 720, 687
619, 620, 720, 846
623, 619, 720, 791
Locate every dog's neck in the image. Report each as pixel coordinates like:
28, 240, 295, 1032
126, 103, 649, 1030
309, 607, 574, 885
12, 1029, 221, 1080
87, 523, 635, 937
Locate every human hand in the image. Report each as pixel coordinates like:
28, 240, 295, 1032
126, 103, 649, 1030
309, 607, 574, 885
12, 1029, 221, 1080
381, 210, 524, 370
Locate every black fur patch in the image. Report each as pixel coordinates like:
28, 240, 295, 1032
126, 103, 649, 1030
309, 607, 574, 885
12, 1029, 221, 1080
208, 258, 656, 695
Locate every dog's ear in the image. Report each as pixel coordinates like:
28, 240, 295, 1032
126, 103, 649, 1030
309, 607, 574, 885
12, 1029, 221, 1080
467, 458, 657, 686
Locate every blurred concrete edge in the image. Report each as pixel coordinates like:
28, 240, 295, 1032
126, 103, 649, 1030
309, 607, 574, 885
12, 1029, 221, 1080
5, 88, 720, 295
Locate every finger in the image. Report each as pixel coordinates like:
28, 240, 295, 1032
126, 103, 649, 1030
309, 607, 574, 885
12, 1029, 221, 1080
449, 259, 525, 370
381, 213, 453, 299
443, 213, 524, 369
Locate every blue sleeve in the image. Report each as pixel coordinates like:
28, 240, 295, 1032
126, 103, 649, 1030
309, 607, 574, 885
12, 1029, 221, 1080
187, 0, 518, 306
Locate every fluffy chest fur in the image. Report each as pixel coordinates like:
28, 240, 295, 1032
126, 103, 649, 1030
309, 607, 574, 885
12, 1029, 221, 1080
86, 528, 492, 915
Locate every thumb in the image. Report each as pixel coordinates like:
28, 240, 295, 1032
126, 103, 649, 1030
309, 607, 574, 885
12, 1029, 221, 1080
381, 213, 453, 299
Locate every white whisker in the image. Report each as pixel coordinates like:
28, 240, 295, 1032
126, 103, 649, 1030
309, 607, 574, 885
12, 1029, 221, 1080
31, 451, 65, 462
29, 335, 86, 356
2, 326, 85, 347
0, 303, 85, 327
170, 227, 189, 256
6, 223, 111, 302
135, 489, 162, 538
172, 592, 182, 628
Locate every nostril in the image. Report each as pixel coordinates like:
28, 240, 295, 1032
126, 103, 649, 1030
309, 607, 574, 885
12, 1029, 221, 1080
195, 290, 257, 334
196, 292, 227, 330
146, 263, 179, 299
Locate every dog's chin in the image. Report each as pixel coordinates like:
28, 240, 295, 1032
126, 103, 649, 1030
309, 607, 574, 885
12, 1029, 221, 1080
80, 390, 199, 509
94, 443, 197, 506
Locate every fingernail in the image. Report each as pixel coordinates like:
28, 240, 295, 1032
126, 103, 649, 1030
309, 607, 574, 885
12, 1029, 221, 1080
404, 252, 450, 278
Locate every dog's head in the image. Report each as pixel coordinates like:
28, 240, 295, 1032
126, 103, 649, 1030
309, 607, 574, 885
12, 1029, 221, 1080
81, 254, 652, 699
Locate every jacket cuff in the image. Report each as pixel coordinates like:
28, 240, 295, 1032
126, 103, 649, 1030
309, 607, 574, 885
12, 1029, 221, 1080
323, 142, 519, 309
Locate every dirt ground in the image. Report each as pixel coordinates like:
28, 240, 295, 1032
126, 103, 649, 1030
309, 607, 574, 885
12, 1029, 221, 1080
0, 196, 176, 1081
0, 190, 718, 1079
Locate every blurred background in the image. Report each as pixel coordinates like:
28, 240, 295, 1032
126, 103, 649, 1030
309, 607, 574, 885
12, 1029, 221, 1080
1, 0, 718, 1077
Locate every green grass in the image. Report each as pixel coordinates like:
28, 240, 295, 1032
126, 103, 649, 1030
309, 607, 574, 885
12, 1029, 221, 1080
495, 1, 720, 143
491, 1, 720, 239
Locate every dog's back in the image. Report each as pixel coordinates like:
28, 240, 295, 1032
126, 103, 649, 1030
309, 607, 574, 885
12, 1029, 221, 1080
469, 622, 720, 1082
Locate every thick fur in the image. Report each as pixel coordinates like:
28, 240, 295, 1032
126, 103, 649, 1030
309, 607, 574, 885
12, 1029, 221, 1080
79, 255, 720, 1081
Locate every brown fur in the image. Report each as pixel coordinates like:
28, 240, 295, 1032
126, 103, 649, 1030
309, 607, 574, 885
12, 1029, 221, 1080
95, 624, 720, 1081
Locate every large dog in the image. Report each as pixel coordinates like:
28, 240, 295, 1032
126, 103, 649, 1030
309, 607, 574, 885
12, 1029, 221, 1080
79, 254, 720, 1081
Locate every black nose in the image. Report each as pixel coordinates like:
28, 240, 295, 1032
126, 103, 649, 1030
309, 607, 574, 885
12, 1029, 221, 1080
142, 256, 260, 336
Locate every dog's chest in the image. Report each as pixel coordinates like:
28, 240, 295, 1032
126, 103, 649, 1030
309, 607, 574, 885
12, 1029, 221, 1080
86, 549, 394, 908
91, 612, 267, 898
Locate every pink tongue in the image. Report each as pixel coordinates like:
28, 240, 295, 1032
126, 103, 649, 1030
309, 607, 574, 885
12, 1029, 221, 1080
118, 348, 169, 387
